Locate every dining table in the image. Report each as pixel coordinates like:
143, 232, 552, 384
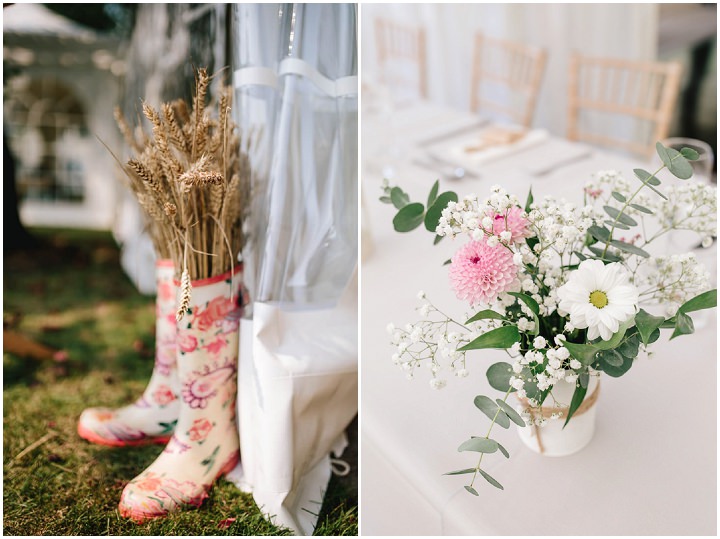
360, 98, 717, 536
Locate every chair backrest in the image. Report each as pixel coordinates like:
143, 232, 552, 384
470, 33, 547, 128
567, 54, 683, 158
374, 18, 428, 99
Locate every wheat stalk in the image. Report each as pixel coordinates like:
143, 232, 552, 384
113, 66, 251, 318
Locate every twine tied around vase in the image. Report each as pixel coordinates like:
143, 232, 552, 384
516, 381, 601, 455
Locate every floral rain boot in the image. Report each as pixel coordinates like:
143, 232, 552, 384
118, 266, 244, 522
78, 260, 180, 447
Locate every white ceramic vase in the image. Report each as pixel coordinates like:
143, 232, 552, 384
518, 375, 600, 457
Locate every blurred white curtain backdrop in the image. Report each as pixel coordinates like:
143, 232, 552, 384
361, 3, 659, 136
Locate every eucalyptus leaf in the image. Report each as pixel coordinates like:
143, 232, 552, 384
466, 309, 506, 324
680, 147, 700, 161
655, 142, 673, 168
605, 219, 630, 231
633, 168, 661, 186
424, 191, 458, 232
632, 168, 667, 199
611, 191, 626, 202
464, 485, 479, 496
588, 225, 611, 243
630, 203, 653, 214
426, 179, 440, 209
574, 251, 588, 261
496, 442, 510, 459
670, 311, 694, 340
379, 195, 392, 204
600, 352, 634, 377
563, 379, 588, 427
601, 349, 624, 367
604, 205, 637, 227
588, 245, 623, 262
392, 203, 425, 232
478, 469, 504, 490
473, 395, 511, 429
610, 240, 650, 258
458, 325, 520, 352
496, 399, 526, 427
486, 362, 516, 393
458, 437, 499, 453
678, 289, 717, 314
443, 468, 476, 476
634, 309, 665, 345
656, 143, 693, 179
390, 186, 410, 209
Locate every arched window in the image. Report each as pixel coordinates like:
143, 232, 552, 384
4, 76, 88, 202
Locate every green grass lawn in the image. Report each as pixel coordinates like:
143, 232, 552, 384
3, 228, 358, 536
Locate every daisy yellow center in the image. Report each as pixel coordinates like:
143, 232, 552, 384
589, 290, 609, 309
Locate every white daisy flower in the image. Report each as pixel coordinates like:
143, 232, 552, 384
557, 259, 639, 341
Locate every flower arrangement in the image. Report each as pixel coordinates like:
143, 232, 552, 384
380, 142, 717, 494
113, 67, 252, 319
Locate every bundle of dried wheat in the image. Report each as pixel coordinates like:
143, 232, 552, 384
114, 68, 252, 320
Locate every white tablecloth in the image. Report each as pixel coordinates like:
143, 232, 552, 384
360, 101, 717, 535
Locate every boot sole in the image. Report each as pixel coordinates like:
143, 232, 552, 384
118, 451, 240, 523
77, 423, 172, 448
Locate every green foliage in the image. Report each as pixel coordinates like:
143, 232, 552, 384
524, 187, 534, 213
458, 437, 499, 453
443, 468, 476, 476
604, 205, 637, 227
478, 469, 504, 490
670, 311, 695, 340
496, 442, 510, 458
507, 292, 539, 336
609, 240, 649, 258
381, 181, 458, 242
563, 377, 588, 427
466, 309, 506, 324
656, 142, 694, 179
678, 289, 717, 314
424, 191, 458, 232
563, 341, 599, 366
392, 203, 425, 232
473, 396, 510, 429
458, 325, 520, 351
634, 309, 665, 345
486, 362, 515, 393
390, 186, 410, 209
496, 399, 525, 427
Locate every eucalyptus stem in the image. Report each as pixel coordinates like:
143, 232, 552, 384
468, 386, 513, 489
601, 163, 666, 259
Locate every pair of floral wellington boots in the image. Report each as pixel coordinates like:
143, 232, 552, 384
78, 260, 243, 522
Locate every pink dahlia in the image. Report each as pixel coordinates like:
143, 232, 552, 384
489, 206, 531, 244
449, 240, 518, 305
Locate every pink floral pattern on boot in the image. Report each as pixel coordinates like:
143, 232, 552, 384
119, 266, 243, 522
78, 260, 181, 446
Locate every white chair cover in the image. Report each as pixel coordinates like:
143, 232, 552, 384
227, 4, 358, 535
